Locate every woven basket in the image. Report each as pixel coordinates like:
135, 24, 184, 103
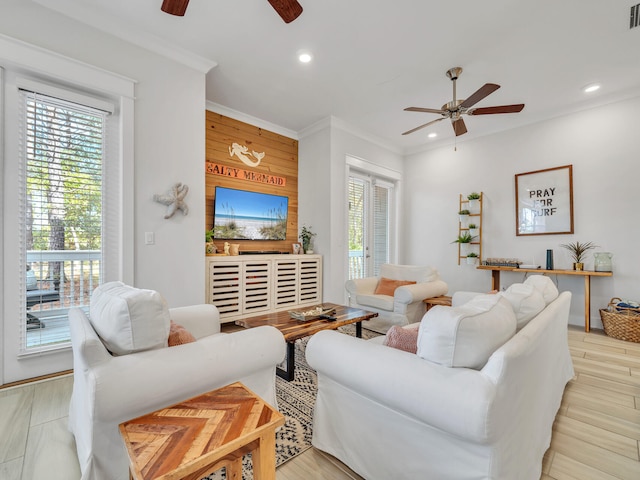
599, 297, 640, 343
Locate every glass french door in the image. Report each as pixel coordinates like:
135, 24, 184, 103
348, 172, 393, 280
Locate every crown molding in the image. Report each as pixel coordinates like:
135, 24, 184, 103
206, 101, 299, 139
33, 0, 217, 74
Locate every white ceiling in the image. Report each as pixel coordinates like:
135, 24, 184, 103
37, 0, 640, 152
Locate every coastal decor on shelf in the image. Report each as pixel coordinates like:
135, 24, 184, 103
292, 243, 301, 254
515, 165, 573, 236
205, 229, 216, 254
560, 240, 598, 270
594, 252, 613, 272
153, 182, 189, 219
300, 225, 316, 254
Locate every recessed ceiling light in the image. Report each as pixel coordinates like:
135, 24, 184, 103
583, 84, 601, 93
428, 133, 437, 138
298, 52, 312, 63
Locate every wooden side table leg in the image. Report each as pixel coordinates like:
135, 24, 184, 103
584, 275, 591, 332
252, 432, 277, 480
226, 457, 243, 480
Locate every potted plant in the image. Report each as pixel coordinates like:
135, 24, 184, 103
452, 232, 476, 255
458, 209, 470, 223
205, 229, 217, 254
300, 225, 317, 254
468, 223, 479, 236
466, 252, 479, 265
467, 192, 481, 211
560, 241, 598, 270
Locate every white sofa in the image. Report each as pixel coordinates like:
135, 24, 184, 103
307, 276, 573, 479
68, 282, 286, 480
345, 263, 448, 333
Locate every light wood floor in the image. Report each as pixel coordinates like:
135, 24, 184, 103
1, 326, 638, 479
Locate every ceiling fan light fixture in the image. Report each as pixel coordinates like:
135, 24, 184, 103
583, 83, 601, 93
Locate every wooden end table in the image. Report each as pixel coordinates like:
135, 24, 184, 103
236, 302, 378, 381
119, 382, 284, 480
424, 295, 452, 311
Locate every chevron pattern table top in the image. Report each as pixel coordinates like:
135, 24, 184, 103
119, 382, 285, 480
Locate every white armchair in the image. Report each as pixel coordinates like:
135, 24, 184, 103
68, 282, 286, 480
345, 263, 448, 333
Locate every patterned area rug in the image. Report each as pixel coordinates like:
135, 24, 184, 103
203, 324, 381, 480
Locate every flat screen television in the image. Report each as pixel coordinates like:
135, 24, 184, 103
213, 186, 289, 240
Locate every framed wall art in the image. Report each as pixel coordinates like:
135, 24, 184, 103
515, 164, 574, 236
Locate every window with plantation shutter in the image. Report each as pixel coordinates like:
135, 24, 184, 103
19, 88, 109, 351
348, 172, 395, 280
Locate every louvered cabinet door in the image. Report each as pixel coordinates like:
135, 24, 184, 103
273, 258, 299, 310
298, 256, 322, 306
242, 260, 272, 316
207, 260, 242, 320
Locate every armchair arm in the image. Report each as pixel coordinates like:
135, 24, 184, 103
394, 280, 448, 305
169, 304, 220, 339
306, 330, 496, 443
345, 277, 379, 296
91, 326, 285, 424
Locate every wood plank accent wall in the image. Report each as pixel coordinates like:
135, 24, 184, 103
205, 111, 298, 254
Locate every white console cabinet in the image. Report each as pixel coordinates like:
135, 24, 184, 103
206, 254, 322, 323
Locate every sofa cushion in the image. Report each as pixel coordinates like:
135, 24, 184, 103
524, 275, 559, 305
168, 321, 196, 346
417, 294, 516, 369
374, 277, 417, 296
355, 293, 394, 311
379, 264, 438, 283
499, 283, 546, 330
89, 281, 171, 356
383, 324, 419, 353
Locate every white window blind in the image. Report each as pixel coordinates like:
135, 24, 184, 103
19, 88, 107, 351
372, 182, 391, 275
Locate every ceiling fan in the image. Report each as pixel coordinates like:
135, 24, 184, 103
161, 0, 303, 23
402, 67, 524, 137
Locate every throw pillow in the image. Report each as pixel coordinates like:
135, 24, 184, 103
499, 283, 546, 330
168, 321, 196, 346
383, 324, 419, 353
374, 277, 417, 296
523, 275, 559, 305
417, 294, 516, 369
89, 281, 171, 356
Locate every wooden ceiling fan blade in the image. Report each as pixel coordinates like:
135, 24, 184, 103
459, 83, 500, 109
402, 118, 444, 136
452, 118, 467, 136
161, 0, 190, 16
268, 0, 303, 23
470, 104, 525, 115
404, 107, 446, 114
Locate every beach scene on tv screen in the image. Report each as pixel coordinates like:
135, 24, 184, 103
214, 187, 288, 240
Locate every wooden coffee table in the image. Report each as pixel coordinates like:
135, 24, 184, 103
236, 302, 378, 381
119, 382, 284, 480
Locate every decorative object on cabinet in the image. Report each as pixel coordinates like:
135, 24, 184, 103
153, 182, 189, 219
206, 254, 322, 322
515, 165, 573, 236
300, 225, 316, 254
456, 192, 483, 265
205, 229, 217, 255
292, 243, 301, 254
560, 240, 598, 270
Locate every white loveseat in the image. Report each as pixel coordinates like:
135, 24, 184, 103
68, 282, 286, 480
345, 263, 448, 332
307, 276, 573, 480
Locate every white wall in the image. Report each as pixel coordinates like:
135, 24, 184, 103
299, 118, 404, 304
404, 96, 640, 328
0, 1, 208, 307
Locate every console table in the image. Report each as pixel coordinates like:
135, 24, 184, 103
477, 265, 612, 332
